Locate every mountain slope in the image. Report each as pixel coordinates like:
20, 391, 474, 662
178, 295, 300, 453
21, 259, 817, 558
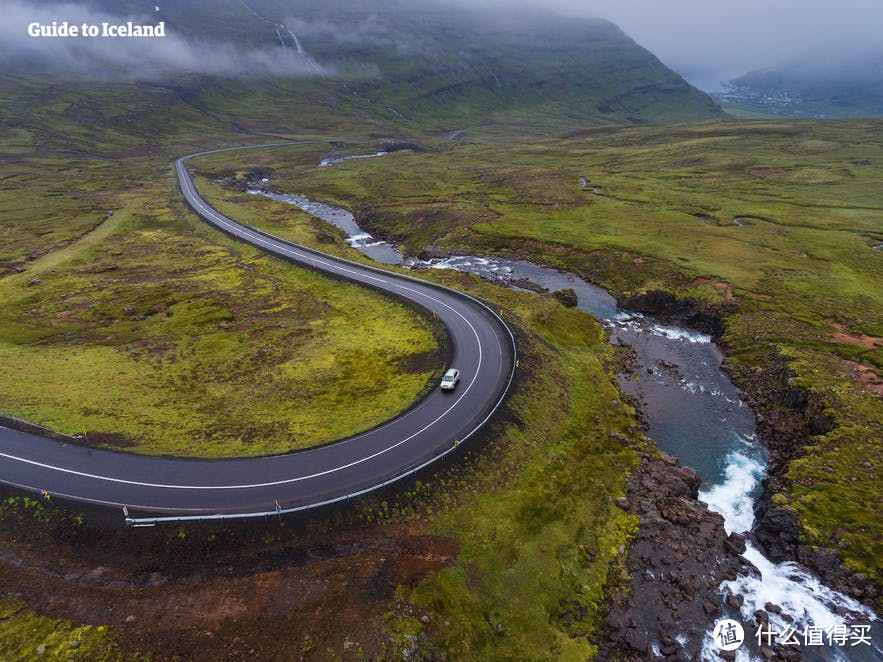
6, 0, 721, 154
220, 0, 721, 125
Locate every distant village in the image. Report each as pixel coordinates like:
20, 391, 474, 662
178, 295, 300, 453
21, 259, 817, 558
711, 82, 828, 118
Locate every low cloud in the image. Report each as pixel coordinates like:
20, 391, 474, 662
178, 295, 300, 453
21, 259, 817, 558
282, 14, 444, 58
531, 0, 883, 90
2, 0, 329, 80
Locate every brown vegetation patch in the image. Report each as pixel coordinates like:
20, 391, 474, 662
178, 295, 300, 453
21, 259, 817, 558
832, 333, 883, 349
691, 277, 736, 304
0, 511, 458, 661
828, 321, 883, 349
397, 348, 444, 375
82, 431, 140, 449
845, 361, 883, 396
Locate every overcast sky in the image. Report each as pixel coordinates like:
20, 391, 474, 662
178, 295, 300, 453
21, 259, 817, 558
537, 0, 883, 90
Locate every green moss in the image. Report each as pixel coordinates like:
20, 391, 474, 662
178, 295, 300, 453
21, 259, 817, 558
203, 119, 883, 593
776, 354, 883, 578
0, 166, 442, 458
385, 280, 642, 660
0, 599, 131, 661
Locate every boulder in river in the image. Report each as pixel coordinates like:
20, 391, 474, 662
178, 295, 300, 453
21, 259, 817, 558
552, 288, 578, 307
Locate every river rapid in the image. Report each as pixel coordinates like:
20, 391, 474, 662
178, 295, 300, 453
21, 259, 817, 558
247, 162, 881, 661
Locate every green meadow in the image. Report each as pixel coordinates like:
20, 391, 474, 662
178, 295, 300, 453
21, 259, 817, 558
0, 159, 442, 458
203, 120, 883, 584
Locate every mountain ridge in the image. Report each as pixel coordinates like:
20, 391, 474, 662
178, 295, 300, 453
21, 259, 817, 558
4, 0, 722, 154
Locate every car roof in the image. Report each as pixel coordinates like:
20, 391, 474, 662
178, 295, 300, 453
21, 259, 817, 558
444, 368, 459, 377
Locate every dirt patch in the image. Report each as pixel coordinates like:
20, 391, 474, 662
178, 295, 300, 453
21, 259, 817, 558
396, 348, 443, 375
831, 333, 883, 349
827, 322, 883, 350
83, 431, 140, 449
691, 277, 736, 304
845, 361, 883, 396
0, 509, 458, 661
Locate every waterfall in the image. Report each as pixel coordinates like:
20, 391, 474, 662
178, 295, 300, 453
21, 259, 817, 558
237, 0, 322, 73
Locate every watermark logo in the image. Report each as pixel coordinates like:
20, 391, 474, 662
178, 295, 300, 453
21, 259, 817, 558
756, 623, 872, 648
27, 20, 166, 39
712, 619, 745, 651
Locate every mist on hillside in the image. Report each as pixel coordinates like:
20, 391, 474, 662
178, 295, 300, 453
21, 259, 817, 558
531, 0, 883, 90
2, 0, 330, 80
0, 0, 632, 81
7, 0, 882, 88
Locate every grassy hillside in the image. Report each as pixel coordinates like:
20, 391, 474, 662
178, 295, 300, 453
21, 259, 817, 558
6, 0, 720, 157
0, 258, 645, 662
205, 120, 883, 589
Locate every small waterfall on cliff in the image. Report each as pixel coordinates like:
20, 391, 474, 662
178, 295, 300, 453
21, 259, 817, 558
237, 0, 322, 73
284, 27, 322, 72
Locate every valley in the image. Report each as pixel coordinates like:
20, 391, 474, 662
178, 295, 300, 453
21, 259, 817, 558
1, 1, 881, 660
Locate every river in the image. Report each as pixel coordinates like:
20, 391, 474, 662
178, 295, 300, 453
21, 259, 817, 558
247, 163, 881, 661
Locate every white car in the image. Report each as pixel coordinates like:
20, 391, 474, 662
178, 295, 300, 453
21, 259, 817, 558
440, 368, 461, 391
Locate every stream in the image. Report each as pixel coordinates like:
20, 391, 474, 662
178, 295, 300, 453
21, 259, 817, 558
248, 167, 881, 661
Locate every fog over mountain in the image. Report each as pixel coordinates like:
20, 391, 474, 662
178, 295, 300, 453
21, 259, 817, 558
9, 0, 881, 92
2, 0, 329, 79
530, 0, 883, 90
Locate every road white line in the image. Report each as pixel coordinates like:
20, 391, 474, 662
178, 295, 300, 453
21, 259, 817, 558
0, 159, 488, 491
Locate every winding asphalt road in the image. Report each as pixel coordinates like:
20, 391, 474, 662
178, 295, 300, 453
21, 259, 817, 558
0, 147, 516, 524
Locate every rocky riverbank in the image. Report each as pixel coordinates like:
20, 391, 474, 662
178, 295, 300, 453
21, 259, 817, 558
729, 354, 881, 611
620, 289, 881, 614
599, 450, 751, 660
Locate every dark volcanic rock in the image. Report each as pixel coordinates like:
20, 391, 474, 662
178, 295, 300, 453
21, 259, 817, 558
552, 288, 579, 307
622, 290, 733, 339
753, 505, 800, 561
730, 352, 881, 606
379, 140, 424, 154
418, 244, 448, 260
510, 278, 548, 294
598, 452, 751, 661
245, 167, 273, 188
